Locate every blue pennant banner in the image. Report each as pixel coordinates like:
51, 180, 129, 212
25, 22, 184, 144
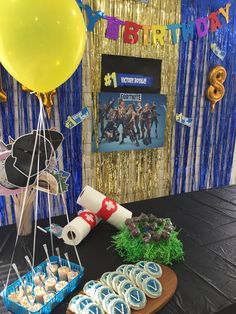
65, 107, 90, 129
211, 43, 226, 61
176, 113, 193, 127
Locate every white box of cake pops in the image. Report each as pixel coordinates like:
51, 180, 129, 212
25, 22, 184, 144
1, 256, 84, 314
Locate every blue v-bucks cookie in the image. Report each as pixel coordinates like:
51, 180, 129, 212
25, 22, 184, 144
144, 262, 162, 278
124, 286, 146, 310
142, 277, 163, 298
108, 298, 131, 314
83, 302, 104, 314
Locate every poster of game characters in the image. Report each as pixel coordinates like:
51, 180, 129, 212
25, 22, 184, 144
92, 54, 166, 153
92, 92, 167, 153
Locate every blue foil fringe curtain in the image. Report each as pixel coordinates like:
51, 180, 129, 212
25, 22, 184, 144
0, 64, 82, 226
172, 0, 236, 194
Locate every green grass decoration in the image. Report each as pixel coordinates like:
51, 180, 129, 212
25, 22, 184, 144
112, 223, 184, 265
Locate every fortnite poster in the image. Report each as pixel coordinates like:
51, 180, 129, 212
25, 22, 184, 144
92, 92, 167, 153
101, 54, 162, 93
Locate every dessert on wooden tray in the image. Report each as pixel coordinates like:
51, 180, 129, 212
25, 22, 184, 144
67, 261, 177, 314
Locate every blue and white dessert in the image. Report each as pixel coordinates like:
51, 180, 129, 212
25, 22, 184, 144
68, 294, 84, 312
113, 275, 127, 292
83, 302, 104, 314
142, 277, 162, 298
136, 271, 151, 289
75, 296, 93, 312
108, 298, 131, 314
124, 286, 146, 310
102, 294, 120, 313
130, 267, 143, 285
100, 272, 111, 286
116, 264, 127, 275
83, 280, 98, 296
107, 272, 120, 289
124, 265, 136, 280
136, 261, 146, 270
118, 280, 135, 298
96, 286, 113, 304
144, 262, 162, 278
90, 282, 103, 299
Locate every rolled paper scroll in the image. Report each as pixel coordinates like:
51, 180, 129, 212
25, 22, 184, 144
62, 210, 101, 246
77, 185, 132, 230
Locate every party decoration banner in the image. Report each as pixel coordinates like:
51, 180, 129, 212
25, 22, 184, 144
78, 2, 232, 46
104, 73, 153, 89
65, 107, 90, 129
206, 66, 227, 112
92, 92, 167, 153
52, 170, 70, 193
45, 223, 63, 239
176, 113, 192, 127
211, 43, 226, 60
2, 130, 63, 189
101, 55, 162, 93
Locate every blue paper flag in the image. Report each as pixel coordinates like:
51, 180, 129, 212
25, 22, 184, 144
65, 107, 90, 129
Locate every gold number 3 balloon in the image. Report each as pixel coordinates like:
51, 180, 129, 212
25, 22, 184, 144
206, 66, 227, 112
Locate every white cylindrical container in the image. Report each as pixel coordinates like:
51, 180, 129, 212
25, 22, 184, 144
62, 210, 101, 246
77, 186, 132, 230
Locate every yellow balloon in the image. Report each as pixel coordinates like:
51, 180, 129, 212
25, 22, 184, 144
0, 0, 86, 93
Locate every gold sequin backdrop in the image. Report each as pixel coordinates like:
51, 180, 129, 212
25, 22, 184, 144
82, 0, 181, 203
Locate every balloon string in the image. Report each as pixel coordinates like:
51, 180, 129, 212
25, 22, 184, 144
41, 102, 55, 257
32, 100, 44, 266
62, 192, 82, 267
5, 103, 43, 290
33, 98, 82, 267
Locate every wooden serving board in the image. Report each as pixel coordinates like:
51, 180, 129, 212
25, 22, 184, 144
132, 265, 177, 314
67, 265, 177, 314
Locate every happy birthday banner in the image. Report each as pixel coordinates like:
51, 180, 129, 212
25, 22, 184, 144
78, 2, 231, 45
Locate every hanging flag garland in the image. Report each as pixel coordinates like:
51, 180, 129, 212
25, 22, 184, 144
78, 2, 232, 45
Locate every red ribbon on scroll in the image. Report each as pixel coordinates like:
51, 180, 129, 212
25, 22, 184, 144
96, 197, 118, 221
79, 211, 97, 229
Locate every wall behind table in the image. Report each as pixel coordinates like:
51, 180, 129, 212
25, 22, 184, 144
172, 0, 236, 193
0, 65, 83, 226
230, 141, 236, 184
82, 0, 181, 203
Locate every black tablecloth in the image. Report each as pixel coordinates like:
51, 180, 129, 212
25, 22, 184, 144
0, 186, 236, 314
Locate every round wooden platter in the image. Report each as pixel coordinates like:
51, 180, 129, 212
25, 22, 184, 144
67, 265, 177, 314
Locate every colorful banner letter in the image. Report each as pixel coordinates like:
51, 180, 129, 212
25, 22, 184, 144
124, 21, 141, 44
219, 3, 231, 23
168, 24, 181, 44
84, 4, 105, 31
195, 17, 209, 38
208, 12, 222, 33
105, 16, 125, 40
142, 25, 151, 45
181, 22, 195, 42
152, 25, 167, 46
